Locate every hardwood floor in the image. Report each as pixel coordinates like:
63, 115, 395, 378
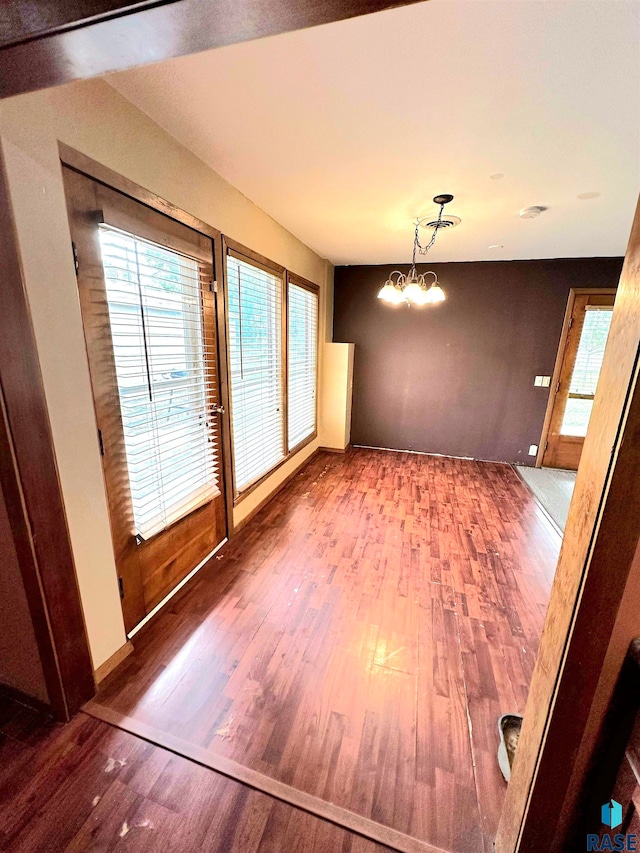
92, 448, 560, 853
0, 695, 395, 852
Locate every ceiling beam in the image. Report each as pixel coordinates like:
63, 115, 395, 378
0, 0, 424, 98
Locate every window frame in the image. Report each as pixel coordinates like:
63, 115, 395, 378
286, 271, 320, 456
223, 237, 319, 505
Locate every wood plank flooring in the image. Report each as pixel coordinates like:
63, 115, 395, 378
94, 449, 560, 853
0, 696, 396, 852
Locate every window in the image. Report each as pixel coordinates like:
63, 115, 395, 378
560, 306, 613, 436
288, 281, 318, 450
99, 225, 219, 539
227, 253, 285, 493
226, 248, 319, 498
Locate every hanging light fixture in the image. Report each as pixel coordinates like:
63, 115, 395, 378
378, 194, 457, 307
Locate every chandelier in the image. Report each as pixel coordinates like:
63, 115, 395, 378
378, 194, 456, 306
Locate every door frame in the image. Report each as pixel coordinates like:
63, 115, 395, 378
59, 144, 237, 635
0, 148, 95, 720
496, 198, 640, 851
536, 286, 617, 468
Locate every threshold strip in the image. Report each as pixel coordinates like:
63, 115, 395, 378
83, 700, 447, 853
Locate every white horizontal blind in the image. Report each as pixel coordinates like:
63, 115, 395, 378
569, 307, 613, 396
560, 305, 613, 437
288, 282, 318, 450
99, 225, 219, 539
227, 254, 284, 493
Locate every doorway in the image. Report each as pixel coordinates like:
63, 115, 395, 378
63, 166, 228, 633
541, 289, 616, 470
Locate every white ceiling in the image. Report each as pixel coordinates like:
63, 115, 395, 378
107, 0, 640, 265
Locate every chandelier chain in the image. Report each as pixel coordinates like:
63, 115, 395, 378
414, 200, 446, 262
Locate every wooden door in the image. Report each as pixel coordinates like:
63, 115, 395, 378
63, 167, 227, 632
542, 290, 616, 470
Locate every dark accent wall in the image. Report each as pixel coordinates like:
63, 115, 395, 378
333, 257, 623, 465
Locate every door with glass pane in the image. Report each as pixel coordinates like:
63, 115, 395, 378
63, 167, 227, 632
542, 290, 616, 470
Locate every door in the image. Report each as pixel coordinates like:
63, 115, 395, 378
63, 167, 227, 632
542, 290, 616, 470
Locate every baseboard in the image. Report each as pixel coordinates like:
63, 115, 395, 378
94, 640, 134, 684
233, 449, 320, 534
0, 681, 51, 715
318, 445, 349, 454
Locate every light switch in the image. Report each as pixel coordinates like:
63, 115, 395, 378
534, 375, 551, 387
528, 445, 538, 456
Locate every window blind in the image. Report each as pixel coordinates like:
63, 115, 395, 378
561, 306, 613, 437
227, 254, 284, 493
569, 307, 613, 396
99, 225, 219, 539
288, 282, 318, 450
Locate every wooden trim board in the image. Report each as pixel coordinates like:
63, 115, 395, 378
83, 699, 447, 853
93, 641, 134, 684
535, 291, 575, 467
0, 0, 423, 98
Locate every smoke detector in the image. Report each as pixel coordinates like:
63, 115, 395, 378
519, 206, 547, 219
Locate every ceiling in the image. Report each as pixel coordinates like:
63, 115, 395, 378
107, 0, 640, 266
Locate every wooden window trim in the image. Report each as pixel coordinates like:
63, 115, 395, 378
286, 271, 320, 454
225, 238, 286, 276
224, 241, 287, 501
287, 271, 320, 296
58, 143, 235, 537
222, 238, 320, 506
58, 143, 221, 241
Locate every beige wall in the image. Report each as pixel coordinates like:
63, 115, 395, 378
0, 78, 348, 669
